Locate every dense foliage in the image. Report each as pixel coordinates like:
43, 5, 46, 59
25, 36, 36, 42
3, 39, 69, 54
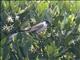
0, 1, 80, 60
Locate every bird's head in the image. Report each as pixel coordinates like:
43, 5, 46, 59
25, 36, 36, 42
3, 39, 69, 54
44, 20, 50, 26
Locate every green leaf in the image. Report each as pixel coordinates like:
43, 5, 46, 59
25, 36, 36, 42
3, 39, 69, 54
36, 2, 48, 16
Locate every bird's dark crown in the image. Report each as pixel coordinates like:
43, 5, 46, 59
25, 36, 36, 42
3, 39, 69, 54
44, 20, 50, 24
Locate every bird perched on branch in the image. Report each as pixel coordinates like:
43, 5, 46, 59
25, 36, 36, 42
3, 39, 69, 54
8, 20, 50, 45
21, 20, 50, 35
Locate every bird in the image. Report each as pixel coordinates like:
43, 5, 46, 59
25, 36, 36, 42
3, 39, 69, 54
21, 20, 50, 34
7, 20, 50, 45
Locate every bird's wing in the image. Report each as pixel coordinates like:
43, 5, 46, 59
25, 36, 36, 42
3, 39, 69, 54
29, 23, 44, 32
36, 27, 47, 34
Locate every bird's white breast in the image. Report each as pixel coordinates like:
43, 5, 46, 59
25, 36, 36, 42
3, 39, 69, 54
43, 21, 48, 27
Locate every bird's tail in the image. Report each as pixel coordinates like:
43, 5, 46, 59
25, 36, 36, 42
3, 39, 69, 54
19, 27, 31, 32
